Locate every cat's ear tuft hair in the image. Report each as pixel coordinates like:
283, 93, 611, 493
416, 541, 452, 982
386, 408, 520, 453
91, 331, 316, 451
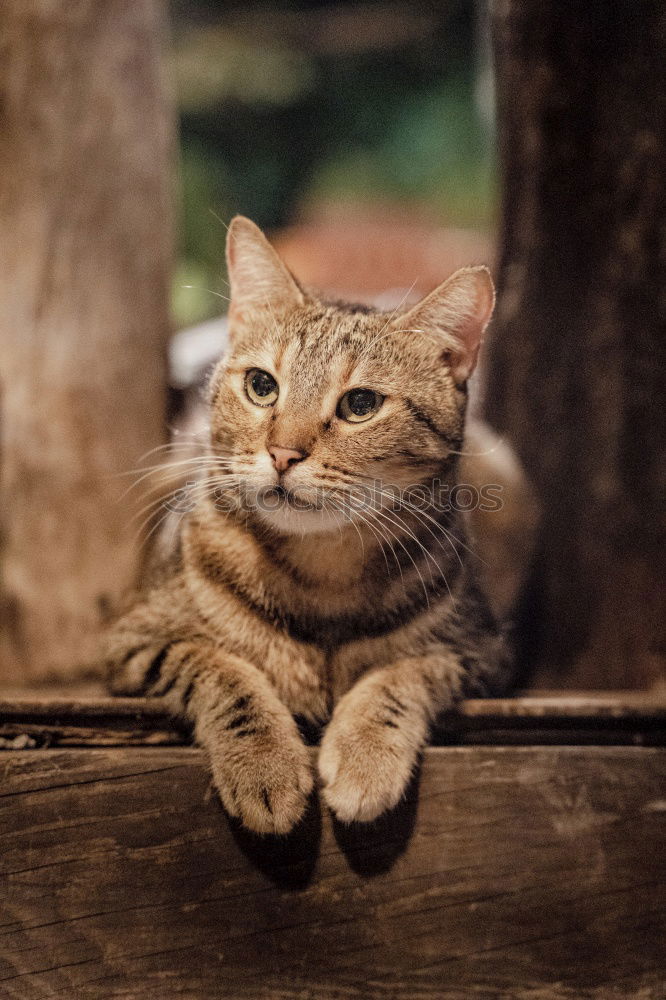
393, 266, 495, 384
226, 216, 305, 321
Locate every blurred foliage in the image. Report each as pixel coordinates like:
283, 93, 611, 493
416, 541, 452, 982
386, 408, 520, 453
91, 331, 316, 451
169, 1, 496, 327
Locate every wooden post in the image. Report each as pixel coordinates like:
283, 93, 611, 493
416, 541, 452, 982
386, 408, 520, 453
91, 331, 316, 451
485, 1, 665, 689
0, 1, 174, 684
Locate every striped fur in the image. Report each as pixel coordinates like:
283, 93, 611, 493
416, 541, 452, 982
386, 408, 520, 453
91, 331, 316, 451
103, 217, 511, 833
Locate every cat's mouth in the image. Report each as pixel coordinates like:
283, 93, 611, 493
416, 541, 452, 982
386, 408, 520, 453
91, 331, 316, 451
259, 484, 325, 512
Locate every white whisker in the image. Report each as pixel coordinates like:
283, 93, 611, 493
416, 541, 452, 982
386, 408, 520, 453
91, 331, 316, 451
181, 285, 230, 303
361, 505, 430, 606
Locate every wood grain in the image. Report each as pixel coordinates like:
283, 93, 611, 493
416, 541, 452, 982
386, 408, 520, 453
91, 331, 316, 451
1, 696, 664, 747
0, 0, 173, 682
1, 745, 663, 998
486, 0, 666, 690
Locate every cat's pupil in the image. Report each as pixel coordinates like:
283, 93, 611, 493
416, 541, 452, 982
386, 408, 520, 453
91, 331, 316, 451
348, 389, 376, 415
252, 371, 276, 397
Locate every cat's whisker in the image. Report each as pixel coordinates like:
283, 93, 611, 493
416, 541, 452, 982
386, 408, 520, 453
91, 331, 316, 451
333, 480, 456, 602
127, 473, 243, 526
377, 498, 457, 604
367, 501, 443, 585
360, 504, 430, 606
406, 507, 465, 576
418, 507, 483, 567
125, 447, 237, 471
127, 478, 223, 517
379, 507, 444, 586
117, 457, 237, 500
370, 485, 457, 547
110, 450, 217, 481
130, 435, 211, 465
363, 280, 419, 353
320, 497, 348, 544
325, 496, 366, 560
349, 505, 397, 582
353, 482, 459, 603
181, 284, 231, 303
208, 206, 231, 235
447, 439, 506, 458
129, 491, 182, 527
129, 485, 206, 529
326, 480, 436, 583
134, 505, 188, 550
376, 495, 468, 581
133, 500, 182, 545
120, 472, 227, 511
327, 494, 397, 585
367, 484, 483, 568
327, 481, 431, 560
358, 496, 439, 585
330, 485, 428, 601
117, 451, 233, 475
116, 457, 233, 486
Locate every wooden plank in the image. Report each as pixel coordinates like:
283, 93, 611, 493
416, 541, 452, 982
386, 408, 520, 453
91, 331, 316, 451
1, 696, 664, 748
0, 746, 663, 998
0, 698, 187, 749
0, 0, 173, 684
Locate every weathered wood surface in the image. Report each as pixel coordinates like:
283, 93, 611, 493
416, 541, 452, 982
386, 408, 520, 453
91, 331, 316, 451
0, 695, 664, 748
0, 0, 173, 683
486, 0, 666, 690
0, 745, 664, 999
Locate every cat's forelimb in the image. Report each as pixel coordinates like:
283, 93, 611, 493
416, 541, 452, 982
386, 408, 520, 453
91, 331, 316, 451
318, 653, 463, 824
183, 650, 314, 835
107, 612, 487, 833
110, 632, 313, 835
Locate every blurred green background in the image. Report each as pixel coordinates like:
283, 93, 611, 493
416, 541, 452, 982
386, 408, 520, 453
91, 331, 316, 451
170, 0, 496, 327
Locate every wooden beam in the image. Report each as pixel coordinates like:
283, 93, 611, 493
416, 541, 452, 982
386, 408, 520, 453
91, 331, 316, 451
1, 695, 664, 748
0, 745, 663, 998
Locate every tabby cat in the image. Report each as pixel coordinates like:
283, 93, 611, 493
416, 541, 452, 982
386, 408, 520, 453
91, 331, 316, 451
104, 216, 512, 834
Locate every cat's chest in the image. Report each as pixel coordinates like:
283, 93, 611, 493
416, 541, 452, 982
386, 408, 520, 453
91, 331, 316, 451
255, 589, 453, 715
183, 512, 455, 712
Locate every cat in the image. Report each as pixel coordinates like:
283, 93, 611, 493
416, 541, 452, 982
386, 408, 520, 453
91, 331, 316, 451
103, 215, 514, 834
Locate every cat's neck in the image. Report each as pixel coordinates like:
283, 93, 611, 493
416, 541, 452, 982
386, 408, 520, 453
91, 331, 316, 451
245, 501, 461, 593
186, 492, 464, 625
253, 516, 374, 588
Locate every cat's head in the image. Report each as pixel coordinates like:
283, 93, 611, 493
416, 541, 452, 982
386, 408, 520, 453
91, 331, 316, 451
208, 216, 494, 536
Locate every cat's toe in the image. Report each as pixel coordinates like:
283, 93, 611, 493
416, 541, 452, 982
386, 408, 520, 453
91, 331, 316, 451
212, 738, 313, 836
244, 760, 313, 836
318, 726, 417, 824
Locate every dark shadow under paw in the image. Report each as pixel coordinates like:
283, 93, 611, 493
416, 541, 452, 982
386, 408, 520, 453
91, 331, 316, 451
331, 766, 421, 877
222, 791, 322, 890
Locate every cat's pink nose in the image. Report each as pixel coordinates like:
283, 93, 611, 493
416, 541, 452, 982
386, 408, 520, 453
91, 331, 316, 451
268, 446, 307, 473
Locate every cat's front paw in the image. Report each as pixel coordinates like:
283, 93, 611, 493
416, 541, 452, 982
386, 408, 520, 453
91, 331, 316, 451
210, 725, 313, 836
318, 677, 426, 824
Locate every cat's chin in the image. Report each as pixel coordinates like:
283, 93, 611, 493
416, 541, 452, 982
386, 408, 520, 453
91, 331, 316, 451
253, 503, 345, 537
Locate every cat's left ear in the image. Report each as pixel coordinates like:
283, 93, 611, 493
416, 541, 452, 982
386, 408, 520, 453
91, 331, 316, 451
393, 266, 495, 384
226, 215, 305, 322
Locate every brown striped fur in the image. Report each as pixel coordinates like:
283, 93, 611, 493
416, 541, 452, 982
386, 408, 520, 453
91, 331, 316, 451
102, 217, 511, 833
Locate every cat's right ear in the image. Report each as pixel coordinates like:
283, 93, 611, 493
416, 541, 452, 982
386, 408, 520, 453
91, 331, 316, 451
226, 216, 305, 325
391, 266, 495, 385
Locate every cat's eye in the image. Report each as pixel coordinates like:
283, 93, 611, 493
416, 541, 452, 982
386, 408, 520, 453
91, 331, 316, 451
337, 388, 384, 423
245, 368, 279, 407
